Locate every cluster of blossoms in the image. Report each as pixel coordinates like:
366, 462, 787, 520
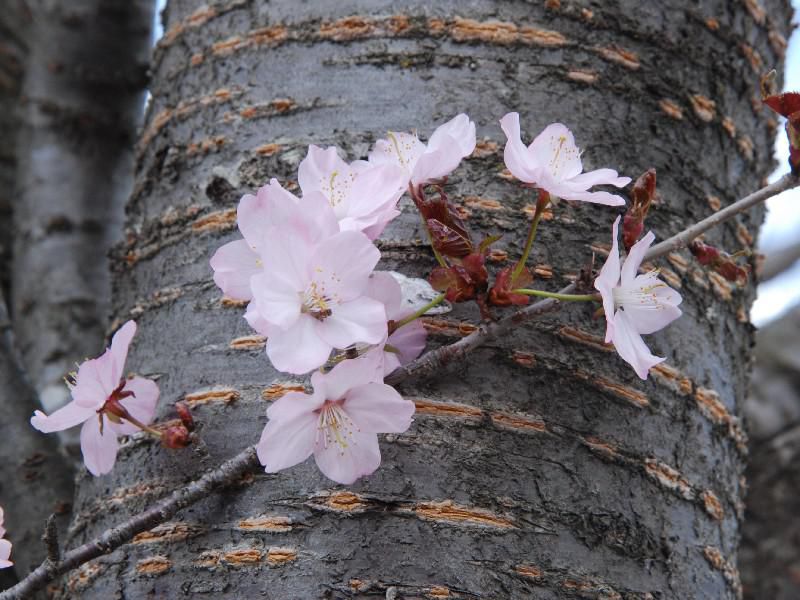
26, 112, 687, 491
209, 112, 686, 484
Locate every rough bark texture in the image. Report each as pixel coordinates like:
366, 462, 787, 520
0, 0, 29, 305
65, 1, 789, 598
0, 297, 74, 581
11, 0, 153, 420
741, 306, 800, 599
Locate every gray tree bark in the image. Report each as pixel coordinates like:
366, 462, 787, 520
11, 0, 153, 420
62, 1, 790, 598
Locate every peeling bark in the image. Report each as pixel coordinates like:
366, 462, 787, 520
65, 0, 789, 598
11, 0, 153, 419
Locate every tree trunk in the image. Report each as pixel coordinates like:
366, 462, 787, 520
64, 1, 790, 598
11, 0, 153, 421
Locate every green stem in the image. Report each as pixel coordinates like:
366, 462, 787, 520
392, 293, 446, 331
511, 289, 600, 302
511, 193, 549, 281
121, 413, 163, 439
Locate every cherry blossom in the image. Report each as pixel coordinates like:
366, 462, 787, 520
298, 145, 406, 239
369, 113, 476, 186
364, 272, 427, 375
30, 321, 160, 476
247, 227, 387, 374
210, 179, 336, 300
0, 506, 11, 569
257, 354, 415, 484
499, 112, 631, 206
594, 216, 683, 379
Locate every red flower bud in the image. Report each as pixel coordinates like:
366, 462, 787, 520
162, 425, 191, 449
623, 169, 656, 251
175, 401, 194, 431
689, 241, 749, 284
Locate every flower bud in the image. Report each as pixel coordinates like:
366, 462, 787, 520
175, 401, 194, 431
689, 241, 748, 284
162, 425, 191, 449
622, 169, 656, 251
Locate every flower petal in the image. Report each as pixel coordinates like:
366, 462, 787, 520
257, 410, 319, 473
594, 216, 622, 343
550, 187, 626, 206
31, 401, 95, 433
369, 132, 425, 178
427, 113, 476, 157
110, 377, 160, 435
411, 137, 464, 184
621, 274, 683, 335
611, 310, 665, 380
388, 318, 427, 365
315, 297, 387, 349
80, 416, 119, 476
250, 271, 302, 329
312, 353, 383, 402
210, 240, 260, 301
344, 383, 415, 433
566, 168, 631, 189
266, 317, 332, 374
266, 389, 324, 421
298, 145, 351, 200
499, 112, 541, 183
109, 320, 136, 385
313, 429, 381, 485
364, 271, 403, 320
0, 539, 12, 568
308, 231, 381, 302
621, 231, 656, 286
528, 123, 583, 182
345, 164, 405, 228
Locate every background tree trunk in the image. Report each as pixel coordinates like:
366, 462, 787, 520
11, 0, 153, 422
63, 1, 790, 597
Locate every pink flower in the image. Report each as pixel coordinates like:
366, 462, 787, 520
499, 112, 631, 206
594, 216, 683, 379
369, 114, 476, 186
364, 272, 427, 375
30, 321, 159, 476
0, 506, 12, 569
210, 179, 337, 300
298, 145, 406, 239
257, 355, 415, 484
247, 227, 387, 374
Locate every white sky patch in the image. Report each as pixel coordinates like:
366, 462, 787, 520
752, 0, 800, 326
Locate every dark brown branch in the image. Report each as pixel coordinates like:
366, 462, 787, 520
0, 447, 259, 600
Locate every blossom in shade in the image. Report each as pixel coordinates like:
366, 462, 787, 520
210, 179, 337, 301
257, 354, 415, 484
369, 113, 476, 186
298, 145, 406, 239
30, 321, 159, 476
594, 216, 683, 379
364, 272, 427, 375
499, 112, 631, 206
0, 506, 12, 569
247, 227, 387, 374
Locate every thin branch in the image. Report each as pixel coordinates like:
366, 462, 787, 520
644, 173, 799, 262
5, 174, 798, 597
0, 447, 259, 600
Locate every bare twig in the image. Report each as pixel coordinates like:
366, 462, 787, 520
644, 173, 799, 262
0, 447, 259, 600
42, 515, 59, 564
6, 175, 798, 597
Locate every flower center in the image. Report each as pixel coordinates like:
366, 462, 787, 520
316, 401, 358, 453
322, 170, 355, 207
612, 280, 668, 311
301, 281, 333, 321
